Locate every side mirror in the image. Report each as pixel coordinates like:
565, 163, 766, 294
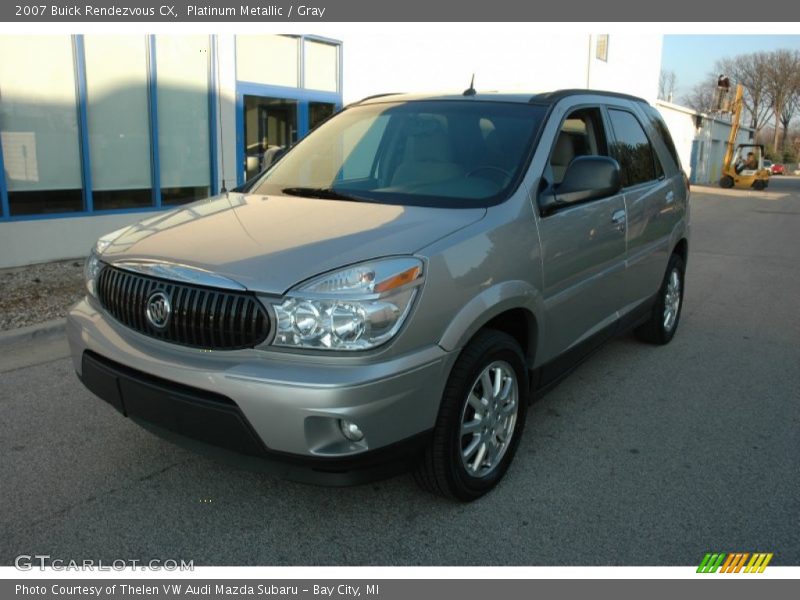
539, 156, 622, 214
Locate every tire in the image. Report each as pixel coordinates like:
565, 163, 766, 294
635, 253, 685, 345
414, 329, 529, 501
753, 179, 766, 191
719, 175, 734, 188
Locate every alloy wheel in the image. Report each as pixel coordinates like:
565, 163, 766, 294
663, 268, 681, 332
458, 361, 519, 477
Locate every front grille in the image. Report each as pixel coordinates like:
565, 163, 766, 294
97, 265, 270, 350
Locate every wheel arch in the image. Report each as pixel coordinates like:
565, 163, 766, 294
672, 237, 688, 266
437, 281, 541, 368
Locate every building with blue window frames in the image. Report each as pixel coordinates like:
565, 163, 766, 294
0, 34, 343, 268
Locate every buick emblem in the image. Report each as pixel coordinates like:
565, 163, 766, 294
145, 290, 172, 329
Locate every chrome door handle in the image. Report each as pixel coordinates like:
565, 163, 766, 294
611, 209, 626, 232
665, 190, 675, 203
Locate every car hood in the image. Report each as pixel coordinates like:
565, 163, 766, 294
99, 192, 486, 294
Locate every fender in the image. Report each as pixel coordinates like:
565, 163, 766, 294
670, 215, 690, 262
437, 280, 544, 363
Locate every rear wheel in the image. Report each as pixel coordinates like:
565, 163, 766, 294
635, 253, 685, 345
719, 175, 734, 188
753, 179, 766, 190
414, 329, 528, 501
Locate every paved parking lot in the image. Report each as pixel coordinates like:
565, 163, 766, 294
1, 178, 798, 566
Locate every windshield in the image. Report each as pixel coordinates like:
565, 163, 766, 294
252, 100, 548, 207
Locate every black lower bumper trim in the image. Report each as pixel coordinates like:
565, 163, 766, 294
81, 351, 266, 457
79, 351, 430, 486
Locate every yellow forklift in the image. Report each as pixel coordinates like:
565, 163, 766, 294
716, 78, 770, 190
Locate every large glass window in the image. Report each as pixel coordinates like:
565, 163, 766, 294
156, 35, 211, 205
84, 35, 153, 210
236, 35, 299, 87
643, 105, 682, 171
243, 96, 298, 181
608, 109, 661, 187
309, 102, 336, 131
0, 35, 83, 215
304, 40, 338, 92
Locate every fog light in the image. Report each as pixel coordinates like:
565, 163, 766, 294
339, 419, 364, 442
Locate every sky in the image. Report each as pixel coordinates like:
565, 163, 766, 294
661, 35, 800, 100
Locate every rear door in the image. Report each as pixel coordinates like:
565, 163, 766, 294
604, 103, 680, 311
536, 104, 628, 360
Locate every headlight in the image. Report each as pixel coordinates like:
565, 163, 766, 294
84, 251, 102, 297
271, 257, 424, 351
85, 226, 129, 297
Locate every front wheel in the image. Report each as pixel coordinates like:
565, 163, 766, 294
719, 175, 734, 188
414, 329, 529, 501
635, 253, 685, 345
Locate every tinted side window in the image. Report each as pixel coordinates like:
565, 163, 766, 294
643, 105, 682, 171
607, 109, 660, 187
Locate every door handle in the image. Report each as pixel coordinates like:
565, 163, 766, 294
611, 209, 626, 232
665, 190, 675, 203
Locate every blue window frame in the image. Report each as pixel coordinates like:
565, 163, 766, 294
147, 35, 162, 208
208, 36, 220, 195
73, 35, 93, 213
0, 140, 8, 218
233, 35, 343, 187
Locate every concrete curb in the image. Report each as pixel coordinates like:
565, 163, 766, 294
0, 318, 66, 347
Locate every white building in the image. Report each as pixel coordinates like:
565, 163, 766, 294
0, 33, 663, 268
657, 99, 754, 185
341, 33, 661, 104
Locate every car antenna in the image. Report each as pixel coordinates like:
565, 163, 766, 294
463, 74, 476, 97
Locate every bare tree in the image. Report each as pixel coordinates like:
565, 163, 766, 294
779, 90, 799, 158
658, 69, 677, 102
789, 124, 800, 163
764, 49, 800, 153
716, 52, 773, 136
678, 49, 800, 156
681, 75, 717, 113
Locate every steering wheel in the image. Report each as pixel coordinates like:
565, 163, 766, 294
465, 165, 512, 183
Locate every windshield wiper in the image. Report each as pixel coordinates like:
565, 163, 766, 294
281, 187, 371, 202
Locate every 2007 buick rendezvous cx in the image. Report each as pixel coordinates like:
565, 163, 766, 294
68, 89, 689, 501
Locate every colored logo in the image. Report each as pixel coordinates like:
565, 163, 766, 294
697, 552, 773, 573
146, 290, 172, 329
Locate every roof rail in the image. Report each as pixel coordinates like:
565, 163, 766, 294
529, 89, 647, 104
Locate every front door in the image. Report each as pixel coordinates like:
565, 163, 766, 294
537, 106, 628, 360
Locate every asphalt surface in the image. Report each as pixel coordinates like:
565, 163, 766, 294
1, 179, 798, 566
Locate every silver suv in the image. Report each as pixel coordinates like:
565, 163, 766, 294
68, 90, 689, 501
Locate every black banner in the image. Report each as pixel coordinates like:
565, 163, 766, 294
4, 579, 800, 600
1, 0, 799, 22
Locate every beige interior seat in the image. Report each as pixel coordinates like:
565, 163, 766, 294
391, 126, 464, 187
551, 133, 575, 184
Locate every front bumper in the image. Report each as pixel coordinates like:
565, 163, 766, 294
68, 298, 455, 483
